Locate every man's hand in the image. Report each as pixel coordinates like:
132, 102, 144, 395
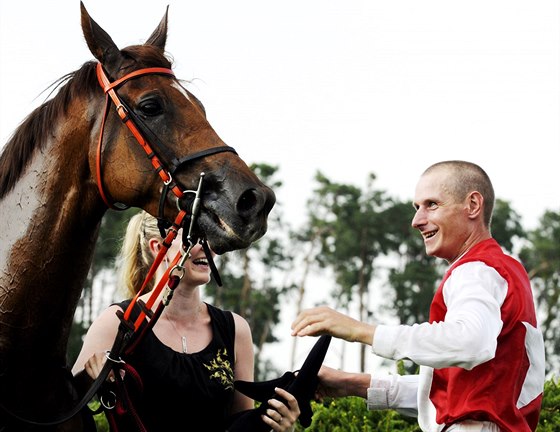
291, 306, 375, 345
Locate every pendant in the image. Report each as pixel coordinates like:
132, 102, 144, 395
181, 336, 187, 354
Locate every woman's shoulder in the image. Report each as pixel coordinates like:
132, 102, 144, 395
230, 311, 250, 329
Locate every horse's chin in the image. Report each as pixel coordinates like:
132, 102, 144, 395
197, 212, 265, 255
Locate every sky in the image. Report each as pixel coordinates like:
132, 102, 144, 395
1, 0, 559, 373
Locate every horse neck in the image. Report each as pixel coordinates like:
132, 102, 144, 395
0, 112, 105, 366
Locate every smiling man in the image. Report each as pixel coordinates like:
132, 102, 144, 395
291, 160, 545, 432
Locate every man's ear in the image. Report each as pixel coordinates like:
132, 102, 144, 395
467, 191, 484, 220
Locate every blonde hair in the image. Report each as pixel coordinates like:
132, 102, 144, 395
117, 211, 162, 298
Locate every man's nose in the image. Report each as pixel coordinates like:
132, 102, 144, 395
411, 208, 425, 229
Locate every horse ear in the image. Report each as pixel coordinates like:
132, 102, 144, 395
145, 5, 169, 50
80, 1, 122, 70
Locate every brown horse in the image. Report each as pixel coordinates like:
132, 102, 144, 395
0, 2, 275, 430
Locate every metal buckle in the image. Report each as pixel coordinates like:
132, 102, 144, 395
100, 390, 117, 410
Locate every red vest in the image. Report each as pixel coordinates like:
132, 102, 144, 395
429, 238, 543, 431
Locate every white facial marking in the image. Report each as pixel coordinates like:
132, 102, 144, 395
172, 82, 192, 103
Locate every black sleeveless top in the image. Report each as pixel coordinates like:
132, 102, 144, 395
113, 300, 236, 432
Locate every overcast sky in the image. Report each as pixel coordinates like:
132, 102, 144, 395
1, 0, 559, 372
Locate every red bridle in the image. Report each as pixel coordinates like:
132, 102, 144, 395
94, 62, 228, 330
95, 62, 185, 208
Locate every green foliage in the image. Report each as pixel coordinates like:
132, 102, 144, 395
90, 377, 560, 431
95, 417, 109, 432
93, 208, 141, 266
67, 320, 89, 369
290, 376, 560, 431
293, 398, 420, 432
537, 377, 560, 432
491, 199, 526, 254
520, 210, 560, 373
306, 172, 401, 369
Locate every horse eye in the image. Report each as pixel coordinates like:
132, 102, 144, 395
138, 98, 163, 116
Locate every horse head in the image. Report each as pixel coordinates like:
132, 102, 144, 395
80, 1, 275, 254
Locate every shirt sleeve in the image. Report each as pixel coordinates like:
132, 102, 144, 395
372, 261, 507, 369
367, 373, 419, 417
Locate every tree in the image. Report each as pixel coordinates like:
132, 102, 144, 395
520, 209, 560, 375
491, 199, 526, 254
306, 172, 399, 371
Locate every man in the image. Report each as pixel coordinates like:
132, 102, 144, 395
291, 160, 545, 432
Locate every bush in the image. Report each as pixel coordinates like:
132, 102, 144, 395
294, 397, 420, 432
537, 377, 560, 432
93, 377, 559, 431
292, 376, 559, 432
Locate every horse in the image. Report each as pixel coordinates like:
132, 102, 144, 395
0, 2, 275, 430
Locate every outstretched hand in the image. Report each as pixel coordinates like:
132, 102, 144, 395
291, 306, 375, 346
315, 365, 348, 399
315, 365, 371, 400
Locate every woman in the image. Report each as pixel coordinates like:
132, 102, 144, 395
73, 211, 300, 431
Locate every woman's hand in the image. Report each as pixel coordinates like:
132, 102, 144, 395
83, 351, 107, 380
261, 387, 300, 432
83, 351, 121, 382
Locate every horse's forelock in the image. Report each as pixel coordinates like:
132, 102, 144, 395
120, 44, 174, 70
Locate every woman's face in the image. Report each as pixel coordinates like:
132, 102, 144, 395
164, 233, 212, 286
181, 242, 212, 286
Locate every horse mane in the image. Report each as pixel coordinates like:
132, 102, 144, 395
0, 45, 173, 200
0, 62, 98, 200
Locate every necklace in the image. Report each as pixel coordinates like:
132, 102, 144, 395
166, 313, 188, 354
164, 304, 202, 354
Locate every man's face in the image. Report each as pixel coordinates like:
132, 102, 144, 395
411, 170, 470, 263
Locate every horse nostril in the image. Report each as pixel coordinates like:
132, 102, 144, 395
237, 189, 258, 214
237, 187, 276, 217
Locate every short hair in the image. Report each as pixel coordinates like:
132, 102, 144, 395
423, 160, 495, 226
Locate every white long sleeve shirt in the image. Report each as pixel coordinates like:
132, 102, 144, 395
366, 253, 544, 432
